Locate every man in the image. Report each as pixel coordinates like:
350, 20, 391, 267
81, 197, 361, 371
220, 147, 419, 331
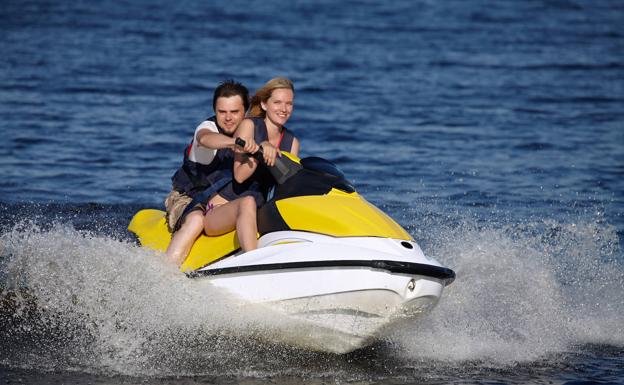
164, 80, 255, 233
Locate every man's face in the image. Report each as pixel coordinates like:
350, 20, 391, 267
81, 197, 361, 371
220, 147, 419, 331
215, 95, 246, 134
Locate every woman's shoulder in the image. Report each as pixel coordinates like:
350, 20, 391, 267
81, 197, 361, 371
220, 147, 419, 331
280, 126, 298, 152
240, 116, 264, 127
244, 116, 263, 123
237, 117, 257, 131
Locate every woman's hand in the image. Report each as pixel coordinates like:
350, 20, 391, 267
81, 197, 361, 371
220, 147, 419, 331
235, 137, 259, 154
259, 141, 280, 167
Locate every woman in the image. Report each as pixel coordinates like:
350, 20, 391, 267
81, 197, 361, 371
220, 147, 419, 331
234, 77, 300, 199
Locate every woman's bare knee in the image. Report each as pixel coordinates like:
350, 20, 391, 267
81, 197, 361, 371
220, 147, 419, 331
203, 204, 237, 235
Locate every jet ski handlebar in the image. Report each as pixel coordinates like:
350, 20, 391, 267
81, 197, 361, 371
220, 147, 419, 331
235, 138, 302, 184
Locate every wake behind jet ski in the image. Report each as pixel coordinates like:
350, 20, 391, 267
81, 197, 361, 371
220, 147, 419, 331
129, 143, 455, 353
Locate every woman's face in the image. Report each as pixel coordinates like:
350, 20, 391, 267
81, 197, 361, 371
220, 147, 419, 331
262, 88, 294, 127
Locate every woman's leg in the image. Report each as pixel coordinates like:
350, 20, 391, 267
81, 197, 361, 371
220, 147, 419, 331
165, 210, 204, 266
204, 196, 258, 251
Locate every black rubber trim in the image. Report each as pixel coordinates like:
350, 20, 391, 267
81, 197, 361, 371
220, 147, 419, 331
187, 260, 455, 286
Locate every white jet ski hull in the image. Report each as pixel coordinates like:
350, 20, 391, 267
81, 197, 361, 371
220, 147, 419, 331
190, 232, 453, 353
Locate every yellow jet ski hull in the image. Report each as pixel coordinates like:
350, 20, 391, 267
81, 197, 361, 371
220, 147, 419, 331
128, 188, 411, 272
128, 208, 239, 271
128, 152, 412, 272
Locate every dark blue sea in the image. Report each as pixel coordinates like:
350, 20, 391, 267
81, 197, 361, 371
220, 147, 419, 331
1, 0, 623, 384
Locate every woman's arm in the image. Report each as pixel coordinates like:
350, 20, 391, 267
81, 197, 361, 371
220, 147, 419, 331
257, 135, 300, 166
233, 119, 260, 183
258, 141, 279, 167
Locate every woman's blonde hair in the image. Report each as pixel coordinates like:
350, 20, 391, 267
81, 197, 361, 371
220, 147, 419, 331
248, 77, 294, 118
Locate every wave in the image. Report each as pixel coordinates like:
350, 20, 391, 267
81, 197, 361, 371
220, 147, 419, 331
0, 221, 314, 376
0, 213, 622, 376
394, 215, 624, 363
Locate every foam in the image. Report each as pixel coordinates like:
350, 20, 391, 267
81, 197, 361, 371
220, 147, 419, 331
393, 218, 624, 363
1, 216, 622, 375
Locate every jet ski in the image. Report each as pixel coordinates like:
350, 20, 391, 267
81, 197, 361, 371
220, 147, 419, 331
128, 146, 455, 354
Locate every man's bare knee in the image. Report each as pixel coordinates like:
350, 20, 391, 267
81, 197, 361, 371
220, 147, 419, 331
240, 196, 256, 214
180, 211, 203, 230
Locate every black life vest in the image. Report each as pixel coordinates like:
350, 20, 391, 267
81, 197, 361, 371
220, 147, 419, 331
171, 116, 233, 198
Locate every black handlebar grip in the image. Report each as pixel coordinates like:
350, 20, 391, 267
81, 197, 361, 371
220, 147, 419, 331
235, 137, 246, 148
234, 137, 301, 184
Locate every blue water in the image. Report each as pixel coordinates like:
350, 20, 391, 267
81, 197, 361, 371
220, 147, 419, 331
1, 0, 623, 383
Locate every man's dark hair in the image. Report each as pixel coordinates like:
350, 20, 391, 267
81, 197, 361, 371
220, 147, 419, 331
213, 80, 250, 112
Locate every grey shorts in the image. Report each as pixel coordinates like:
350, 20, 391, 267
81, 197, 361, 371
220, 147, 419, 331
166, 189, 227, 232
